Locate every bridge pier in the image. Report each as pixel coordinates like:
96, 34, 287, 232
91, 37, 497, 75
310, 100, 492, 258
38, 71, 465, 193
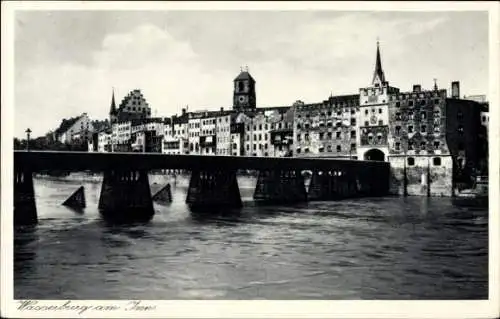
98, 169, 154, 223
14, 168, 37, 225
186, 170, 242, 209
253, 170, 307, 203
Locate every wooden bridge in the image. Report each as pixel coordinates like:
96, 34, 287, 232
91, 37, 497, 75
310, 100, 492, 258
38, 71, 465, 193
14, 151, 390, 225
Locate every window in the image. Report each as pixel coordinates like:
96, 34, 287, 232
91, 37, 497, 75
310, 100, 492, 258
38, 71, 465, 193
253, 134, 256, 140
407, 157, 415, 166
305, 148, 310, 153
259, 124, 262, 130
395, 142, 401, 151
296, 148, 301, 154
351, 143, 356, 150
327, 132, 332, 139
253, 144, 256, 151
296, 134, 301, 141
246, 144, 249, 151
327, 145, 332, 152
365, 110, 369, 115
409, 100, 414, 107
421, 112, 427, 120
351, 118, 356, 125
297, 124, 301, 129
378, 108, 382, 114
265, 134, 268, 141
265, 144, 268, 150
421, 125, 427, 133
351, 131, 356, 138
408, 125, 414, 133
433, 141, 440, 149
408, 111, 414, 120
378, 120, 383, 126
433, 157, 441, 166
319, 132, 324, 140
336, 132, 341, 139
396, 101, 400, 108
265, 124, 268, 130
364, 121, 369, 126
408, 142, 414, 150
319, 147, 324, 153
305, 133, 309, 141
420, 141, 426, 150
434, 99, 440, 105
336, 145, 341, 152
395, 112, 401, 120
259, 134, 262, 141
351, 109, 356, 114
259, 144, 262, 150
395, 126, 401, 135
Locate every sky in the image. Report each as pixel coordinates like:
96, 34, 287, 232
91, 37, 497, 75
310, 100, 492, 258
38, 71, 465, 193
13, 10, 489, 138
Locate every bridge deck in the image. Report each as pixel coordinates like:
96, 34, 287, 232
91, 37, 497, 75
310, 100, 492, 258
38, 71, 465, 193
14, 151, 388, 171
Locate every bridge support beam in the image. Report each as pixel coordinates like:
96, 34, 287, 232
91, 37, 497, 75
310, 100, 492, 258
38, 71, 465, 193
253, 170, 307, 203
186, 170, 242, 209
14, 169, 37, 225
98, 169, 154, 223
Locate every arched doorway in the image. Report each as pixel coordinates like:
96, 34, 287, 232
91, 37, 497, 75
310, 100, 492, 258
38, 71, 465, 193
364, 149, 385, 161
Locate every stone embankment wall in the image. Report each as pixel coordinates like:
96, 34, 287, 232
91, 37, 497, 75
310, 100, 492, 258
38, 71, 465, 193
389, 155, 453, 197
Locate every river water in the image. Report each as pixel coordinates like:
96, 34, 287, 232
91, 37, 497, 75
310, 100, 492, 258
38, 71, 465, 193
14, 174, 488, 300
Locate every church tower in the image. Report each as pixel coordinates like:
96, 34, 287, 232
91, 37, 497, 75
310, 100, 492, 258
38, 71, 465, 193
233, 67, 256, 111
109, 89, 117, 124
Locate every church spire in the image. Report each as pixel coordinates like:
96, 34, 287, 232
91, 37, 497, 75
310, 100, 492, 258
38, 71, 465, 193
109, 88, 117, 115
372, 40, 386, 86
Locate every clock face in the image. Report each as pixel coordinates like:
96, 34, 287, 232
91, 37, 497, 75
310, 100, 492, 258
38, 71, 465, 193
238, 96, 246, 103
370, 115, 377, 124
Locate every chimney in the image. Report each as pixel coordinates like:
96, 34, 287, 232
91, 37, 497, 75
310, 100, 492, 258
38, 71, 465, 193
451, 81, 460, 98
182, 108, 186, 115
413, 85, 421, 93
220, 107, 224, 112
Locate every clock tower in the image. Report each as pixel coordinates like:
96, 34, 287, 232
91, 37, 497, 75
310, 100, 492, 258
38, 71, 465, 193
233, 67, 256, 111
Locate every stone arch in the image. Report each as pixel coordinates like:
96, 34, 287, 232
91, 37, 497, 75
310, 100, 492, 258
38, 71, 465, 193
364, 148, 385, 161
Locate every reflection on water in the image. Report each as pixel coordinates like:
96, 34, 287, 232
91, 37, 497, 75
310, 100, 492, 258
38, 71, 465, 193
13, 174, 488, 300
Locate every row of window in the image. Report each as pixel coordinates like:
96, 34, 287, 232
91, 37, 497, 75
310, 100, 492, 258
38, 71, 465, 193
246, 144, 269, 151
296, 144, 356, 154
394, 140, 441, 151
246, 123, 291, 131
298, 109, 356, 118
394, 99, 440, 108
363, 120, 385, 126
246, 133, 269, 141
298, 120, 354, 129
297, 131, 356, 141
407, 157, 442, 166
396, 110, 441, 120
395, 125, 440, 134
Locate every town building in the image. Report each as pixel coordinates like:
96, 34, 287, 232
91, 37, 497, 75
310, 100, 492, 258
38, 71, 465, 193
55, 113, 94, 145
110, 89, 152, 124
293, 94, 359, 158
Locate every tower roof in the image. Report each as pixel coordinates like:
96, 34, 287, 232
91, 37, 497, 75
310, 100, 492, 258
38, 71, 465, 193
372, 41, 386, 85
109, 89, 117, 115
234, 71, 255, 82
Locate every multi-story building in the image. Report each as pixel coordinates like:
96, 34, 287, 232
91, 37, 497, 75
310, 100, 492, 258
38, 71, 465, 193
55, 112, 94, 144
200, 113, 217, 155
293, 94, 359, 158
268, 107, 294, 157
187, 110, 202, 155
98, 129, 112, 152
111, 121, 132, 152
110, 89, 152, 124
215, 109, 232, 156
244, 112, 272, 157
